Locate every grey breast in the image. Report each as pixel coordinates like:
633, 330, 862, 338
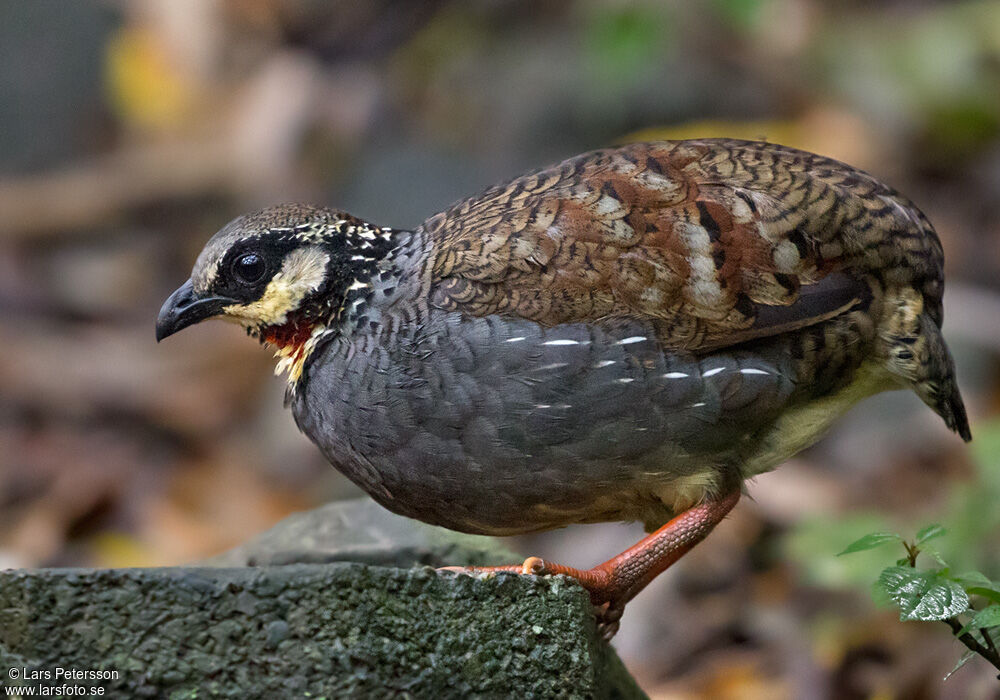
294, 308, 797, 534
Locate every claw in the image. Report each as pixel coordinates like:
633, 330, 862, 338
600, 619, 621, 641
599, 604, 623, 623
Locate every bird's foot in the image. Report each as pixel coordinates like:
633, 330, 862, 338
518, 556, 625, 639
437, 491, 742, 640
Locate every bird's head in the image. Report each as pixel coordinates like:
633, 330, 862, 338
156, 204, 396, 382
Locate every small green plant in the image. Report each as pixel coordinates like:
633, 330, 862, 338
839, 524, 1000, 679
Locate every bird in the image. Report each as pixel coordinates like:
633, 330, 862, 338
156, 139, 970, 638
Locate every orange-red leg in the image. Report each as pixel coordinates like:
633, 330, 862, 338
442, 491, 741, 638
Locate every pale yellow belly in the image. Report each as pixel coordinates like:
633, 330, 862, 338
740, 361, 898, 477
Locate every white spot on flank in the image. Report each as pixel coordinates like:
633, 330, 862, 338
593, 360, 616, 368
662, 371, 688, 379
616, 378, 635, 384
350, 255, 370, 261
347, 297, 365, 313
506, 336, 526, 343
347, 279, 369, 291
703, 367, 725, 377
543, 339, 581, 346
690, 402, 706, 408
740, 368, 770, 375
617, 336, 646, 345
536, 362, 568, 371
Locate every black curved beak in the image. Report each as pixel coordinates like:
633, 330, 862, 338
155, 280, 236, 342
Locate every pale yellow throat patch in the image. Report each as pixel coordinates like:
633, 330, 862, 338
221, 246, 331, 385
222, 247, 330, 327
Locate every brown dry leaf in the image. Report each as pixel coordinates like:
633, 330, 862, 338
0, 318, 272, 436
136, 452, 307, 565
647, 658, 791, 700
1, 423, 136, 566
90, 531, 157, 569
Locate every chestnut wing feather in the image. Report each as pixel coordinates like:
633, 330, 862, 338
422, 139, 942, 351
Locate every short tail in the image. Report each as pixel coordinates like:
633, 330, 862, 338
934, 372, 972, 442
931, 378, 972, 442
887, 309, 971, 442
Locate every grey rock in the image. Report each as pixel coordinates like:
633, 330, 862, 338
0, 564, 647, 699
202, 497, 522, 568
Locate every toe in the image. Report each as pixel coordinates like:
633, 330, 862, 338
436, 565, 465, 573
594, 601, 625, 640
520, 556, 548, 575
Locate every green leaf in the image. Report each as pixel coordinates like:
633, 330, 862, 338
933, 557, 951, 571
876, 566, 969, 621
916, 523, 947, 544
966, 586, 1000, 604
943, 650, 976, 681
956, 604, 1000, 637
837, 532, 901, 556
951, 570, 993, 588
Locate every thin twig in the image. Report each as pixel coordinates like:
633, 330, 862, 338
944, 618, 1000, 674
982, 626, 999, 657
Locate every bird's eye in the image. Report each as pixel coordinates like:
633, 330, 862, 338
233, 253, 266, 284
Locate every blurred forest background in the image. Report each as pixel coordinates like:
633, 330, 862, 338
1, 0, 1000, 697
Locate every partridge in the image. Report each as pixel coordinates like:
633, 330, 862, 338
157, 139, 970, 637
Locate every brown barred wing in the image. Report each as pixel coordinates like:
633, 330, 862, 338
422, 138, 946, 353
